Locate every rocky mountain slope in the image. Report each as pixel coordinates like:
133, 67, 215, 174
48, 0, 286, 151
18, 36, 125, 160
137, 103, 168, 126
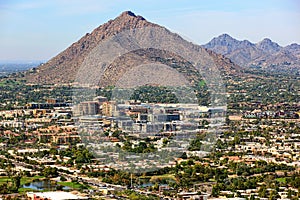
24, 11, 241, 85
203, 34, 300, 73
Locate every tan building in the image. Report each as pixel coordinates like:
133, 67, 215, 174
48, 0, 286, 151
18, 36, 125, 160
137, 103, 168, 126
37, 126, 80, 144
76, 101, 100, 116
102, 101, 116, 116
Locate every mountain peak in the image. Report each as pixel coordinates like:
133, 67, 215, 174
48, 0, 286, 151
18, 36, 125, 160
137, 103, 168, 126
258, 38, 279, 46
203, 33, 241, 55
214, 33, 237, 42
121, 11, 136, 17
257, 38, 281, 53
219, 33, 233, 38
217, 33, 239, 42
102, 10, 153, 31
260, 38, 272, 43
117, 11, 145, 21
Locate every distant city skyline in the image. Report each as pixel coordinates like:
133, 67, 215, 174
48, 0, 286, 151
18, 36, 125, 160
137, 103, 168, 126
0, 0, 299, 61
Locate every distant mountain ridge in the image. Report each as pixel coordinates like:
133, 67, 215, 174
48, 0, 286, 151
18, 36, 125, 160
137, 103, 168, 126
203, 34, 300, 73
0, 62, 41, 77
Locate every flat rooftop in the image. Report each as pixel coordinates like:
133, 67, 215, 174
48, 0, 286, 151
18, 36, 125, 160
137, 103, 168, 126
27, 191, 88, 200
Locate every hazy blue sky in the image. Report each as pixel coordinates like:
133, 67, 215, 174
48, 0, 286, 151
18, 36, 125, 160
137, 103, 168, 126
0, 0, 299, 61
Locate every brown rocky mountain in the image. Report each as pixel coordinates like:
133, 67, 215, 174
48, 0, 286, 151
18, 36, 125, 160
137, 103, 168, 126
284, 43, 300, 59
256, 38, 281, 54
24, 11, 241, 85
203, 34, 300, 73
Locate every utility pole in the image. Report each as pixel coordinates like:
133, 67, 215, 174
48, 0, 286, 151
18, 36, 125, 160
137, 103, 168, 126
131, 173, 133, 188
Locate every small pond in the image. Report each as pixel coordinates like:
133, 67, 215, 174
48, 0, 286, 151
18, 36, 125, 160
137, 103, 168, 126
22, 179, 71, 191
